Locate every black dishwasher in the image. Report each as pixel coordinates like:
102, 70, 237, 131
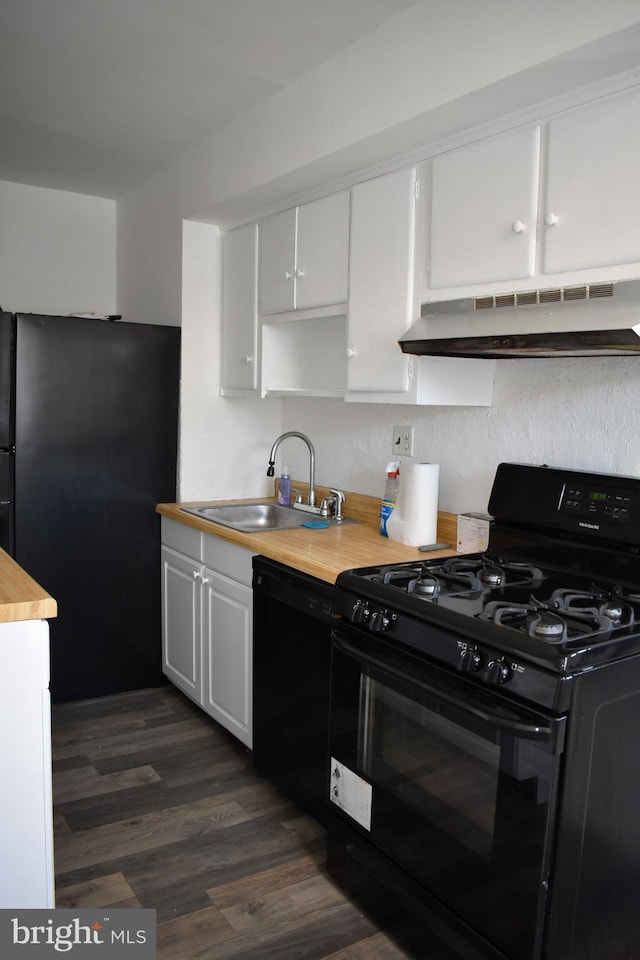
252, 556, 337, 823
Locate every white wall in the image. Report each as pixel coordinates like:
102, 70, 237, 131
279, 356, 640, 514
115, 0, 640, 505
0, 180, 115, 315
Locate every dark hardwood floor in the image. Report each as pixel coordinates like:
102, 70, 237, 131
52, 685, 460, 960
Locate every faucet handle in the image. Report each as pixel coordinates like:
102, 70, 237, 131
329, 488, 345, 522
291, 487, 303, 504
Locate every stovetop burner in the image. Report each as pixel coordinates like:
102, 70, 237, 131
479, 596, 616, 644
478, 585, 640, 643
381, 563, 483, 599
375, 556, 544, 600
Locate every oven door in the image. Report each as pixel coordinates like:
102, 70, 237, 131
328, 624, 567, 960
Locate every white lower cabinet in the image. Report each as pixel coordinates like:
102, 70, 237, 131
161, 545, 202, 703
200, 569, 253, 744
161, 518, 255, 748
0, 618, 54, 908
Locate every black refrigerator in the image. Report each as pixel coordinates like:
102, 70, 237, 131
0, 311, 181, 703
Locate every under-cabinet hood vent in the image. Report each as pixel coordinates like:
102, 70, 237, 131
474, 282, 613, 310
399, 279, 640, 358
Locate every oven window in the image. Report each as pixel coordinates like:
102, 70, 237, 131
360, 678, 501, 859
358, 672, 556, 870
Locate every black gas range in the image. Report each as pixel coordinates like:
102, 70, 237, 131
327, 463, 640, 960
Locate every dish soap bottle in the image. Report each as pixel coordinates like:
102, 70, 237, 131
379, 461, 400, 536
278, 465, 291, 505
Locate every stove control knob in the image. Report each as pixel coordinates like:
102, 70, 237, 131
351, 601, 370, 624
458, 649, 483, 673
483, 659, 511, 685
369, 610, 391, 632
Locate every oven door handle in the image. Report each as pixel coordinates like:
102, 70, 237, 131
332, 630, 561, 744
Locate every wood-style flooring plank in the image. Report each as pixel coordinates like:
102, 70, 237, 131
324, 934, 424, 960
53, 763, 161, 802
57, 768, 291, 834
206, 852, 323, 910
55, 796, 254, 874
55, 871, 141, 910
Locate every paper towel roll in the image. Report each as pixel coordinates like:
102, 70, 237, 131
386, 463, 439, 547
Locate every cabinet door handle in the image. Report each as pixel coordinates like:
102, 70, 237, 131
201, 577, 209, 585
545, 211, 559, 226
511, 219, 526, 234
245, 355, 254, 364
295, 267, 304, 279
192, 571, 200, 581
284, 270, 293, 280
346, 346, 357, 359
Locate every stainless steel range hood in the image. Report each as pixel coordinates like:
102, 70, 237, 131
399, 279, 640, 358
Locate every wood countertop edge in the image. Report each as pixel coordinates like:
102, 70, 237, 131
0, 548, 57, 624
157, 487, 460, 585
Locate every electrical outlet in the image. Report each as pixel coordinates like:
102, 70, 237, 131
392, 424, 415, 457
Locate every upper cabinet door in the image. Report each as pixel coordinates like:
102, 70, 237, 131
347, 167, 416, 394
428, 126, 540, 289
543, 88, 640, 275
220, 223, 258, 395
259, 207, 297, 314
259, 192, 350, 315
295, 191, 350, 310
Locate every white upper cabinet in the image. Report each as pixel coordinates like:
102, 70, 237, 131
425, 85, 640, 298
345, 165, 494, 406
259, 191, 350, 315
346, 166, 417, 395
220, 223, 259, 396
259, 207, 297, 313
428, 126, 540, 289
543, 87, 640, 275
296, 192, 350, 310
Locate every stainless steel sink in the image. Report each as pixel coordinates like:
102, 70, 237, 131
180, 502, 359, 532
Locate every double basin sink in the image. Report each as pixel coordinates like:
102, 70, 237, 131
181, 502, 359, 533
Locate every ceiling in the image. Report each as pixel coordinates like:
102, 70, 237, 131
0, 0, 416, 199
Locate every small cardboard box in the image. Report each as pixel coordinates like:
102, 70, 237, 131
457, 512, 492, 554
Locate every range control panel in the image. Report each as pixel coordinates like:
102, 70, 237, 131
489, 464, 640, 544
560, 482, 634, 522
341, 595, 565, 711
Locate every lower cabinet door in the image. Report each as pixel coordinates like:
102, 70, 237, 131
161, 546, 202, 704
201, 568, 253, 749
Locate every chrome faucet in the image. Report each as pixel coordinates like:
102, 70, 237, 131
267, 431, 316, 506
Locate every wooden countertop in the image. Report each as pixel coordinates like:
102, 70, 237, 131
157, 484, 459, 584
0, 549, 57, 623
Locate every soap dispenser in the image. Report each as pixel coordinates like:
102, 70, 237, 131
278, 465, 291, 505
